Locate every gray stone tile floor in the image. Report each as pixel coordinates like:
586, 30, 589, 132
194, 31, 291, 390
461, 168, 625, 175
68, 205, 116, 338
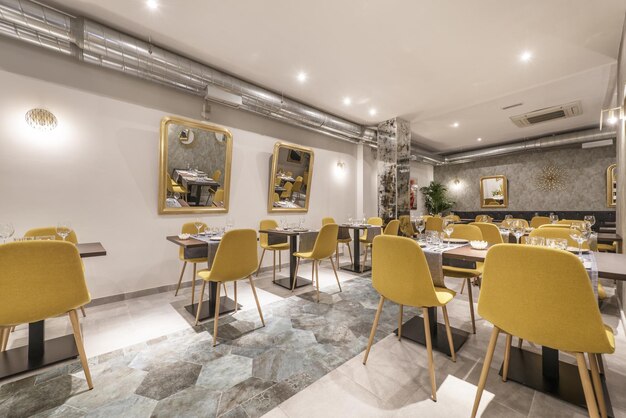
1, 255, 625, 418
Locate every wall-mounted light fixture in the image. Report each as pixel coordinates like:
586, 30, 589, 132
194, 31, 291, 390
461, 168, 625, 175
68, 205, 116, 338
451, 177, 462, 191
336, 161, 346, 170
25, 108, 58, 131
599, 106, 623, 130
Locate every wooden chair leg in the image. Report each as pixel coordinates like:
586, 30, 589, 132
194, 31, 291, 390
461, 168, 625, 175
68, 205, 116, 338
68, 309, 93, 390
315, 261, 320, 303
466, 278, 476, 334
279, 250, 282, 272
291, 257, 301, 291
460, 279, 466, 294
0, 327, 9, 352
576, 352, 600, 418
175, 262, 187, 296
191, 263, 197, 307
423, 308, 437, 402
503, 334, 512, 381
329, 257, 342, 292
233, 282, 238, 313
248, 277, 265, 327
471, 326, 501, 418
256, 249, 266, 277
194, 281, 207, 326
398, 304, 403, 341
273, 251, 276, 283
442, 305, 456, 362
222, 283, 228, 298
336, 243, 339, 269
212, 283, 222, 346
589, 353, 607, 418
597, 353, 605, 375
347, 243, 353, 265
80, 306, 86, 317
363, 296, 384, 365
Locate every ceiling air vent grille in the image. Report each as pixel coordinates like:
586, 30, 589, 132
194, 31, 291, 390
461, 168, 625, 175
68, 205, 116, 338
510, 101, 582, 128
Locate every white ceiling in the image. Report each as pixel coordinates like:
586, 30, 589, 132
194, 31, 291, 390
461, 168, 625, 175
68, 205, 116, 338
51, 0, 626, 152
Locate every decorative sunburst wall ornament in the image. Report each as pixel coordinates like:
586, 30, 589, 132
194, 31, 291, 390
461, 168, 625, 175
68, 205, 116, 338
536, 163, 566, 191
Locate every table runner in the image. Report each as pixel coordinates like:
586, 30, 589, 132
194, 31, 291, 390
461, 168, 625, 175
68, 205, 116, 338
418, 241, 468, 288
581, 251, 599, 298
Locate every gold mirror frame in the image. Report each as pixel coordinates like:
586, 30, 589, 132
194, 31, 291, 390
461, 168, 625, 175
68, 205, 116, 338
158, 116, 233, 214
607, 163, 617, 208
480, 175, 508, 208
268, 142, 314, 213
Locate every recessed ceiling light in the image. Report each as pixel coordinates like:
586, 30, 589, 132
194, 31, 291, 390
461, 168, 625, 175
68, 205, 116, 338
343, 97, 352, 106
369, 108, 377, 116
296, 72, 308, 83
452, 122, 459, 128
146, 0, 158, 10
477, 137, 482, 142
520, 50, 532, 62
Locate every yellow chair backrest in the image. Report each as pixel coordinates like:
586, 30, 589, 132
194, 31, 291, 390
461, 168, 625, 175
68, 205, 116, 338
259, 219, 278, 248
180, 222, 206, 259
450, 224, 482, 241
273, 193, 280, 203
530, 216, 551, 228
213, 189, 224, 203
444, 215, 461, 222
24, 227, 78, 244
425, 216, 443, 232
0, 241, 90, 325
506, 218, 529, 228
529, 227, 588, 249
538, 223, 570, 229
322, 217, 335, 225
209, 229, 258, 282
399, 215, 415, 236
557, 219, 572, 225
362, 217, 383, 240
479, 244, 613, 353
371, 236, 443, 307
281, 182, 293, 197
311, 224, 339, 259
469, 222, 503, 244
383, 220, 400, 236
274, 177, 281, 186
475, 215, 493, 223
292, 179, 303, 193
212, 170, 222, 182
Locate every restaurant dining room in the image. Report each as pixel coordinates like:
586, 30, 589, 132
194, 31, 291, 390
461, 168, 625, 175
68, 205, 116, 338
1, 1, 626, 418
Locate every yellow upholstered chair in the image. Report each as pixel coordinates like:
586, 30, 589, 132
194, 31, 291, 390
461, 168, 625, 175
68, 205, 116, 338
530, 216, 551, 228
273, 193, 280, 204
597, 242, 617, 253
507, 218, 529, 228
280, 182, 293, 199
444, 214, 461, 222
322, 217, 352, 267
167, 173, 187, 201
292, 224, 341, 302
442, 224, 483, 333
212, 189, 225, 206
528, 227, 589, 250
212, 170, 222, 183
362, 220, 400, 270
539, 223, 570, 229
256, 219, 289, 281
474, 215, 493, 223
24, 227, 86, 317
292, 178, 303, 199
195, 230, 264, 345
0, 241, 93, 389
399, 215, 417, 238
359, 217, 384, 244
425, 216, 443, 232
363, 236, 456, 401
274, 176, 282, 186
471, 244, 615, 418
470, 222, 504, 245
285, 171, 293, 177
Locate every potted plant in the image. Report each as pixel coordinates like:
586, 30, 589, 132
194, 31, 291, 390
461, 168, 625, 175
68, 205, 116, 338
419, 181, 455, 215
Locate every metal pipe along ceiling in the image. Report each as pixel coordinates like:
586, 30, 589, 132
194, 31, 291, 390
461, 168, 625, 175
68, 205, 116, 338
0, 0, 376, 145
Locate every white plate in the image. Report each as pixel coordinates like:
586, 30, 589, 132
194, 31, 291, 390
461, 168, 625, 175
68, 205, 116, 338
443, 238, 469, 243
566, 247, 589, 253
210, 236, 222, 241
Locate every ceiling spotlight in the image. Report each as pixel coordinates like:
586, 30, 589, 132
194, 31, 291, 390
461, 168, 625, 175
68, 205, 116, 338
477, 137, 482, 142
452, 122, 459, 128
520, 50, 533, 62
25, 108, 57, 131
369, 108, 377, 116
296, 72, 308, 83
146, 0, 158, 10
343, 97, 352, 106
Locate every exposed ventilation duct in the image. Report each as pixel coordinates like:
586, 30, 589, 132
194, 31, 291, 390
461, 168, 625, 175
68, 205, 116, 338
0, 0, 376, 145
412, 128, 617, 165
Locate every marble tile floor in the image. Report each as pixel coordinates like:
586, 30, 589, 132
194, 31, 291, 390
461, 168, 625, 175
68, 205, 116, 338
1, 254, 625, 418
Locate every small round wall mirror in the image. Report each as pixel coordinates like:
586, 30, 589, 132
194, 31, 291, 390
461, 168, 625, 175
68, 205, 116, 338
178, 128, 195, 145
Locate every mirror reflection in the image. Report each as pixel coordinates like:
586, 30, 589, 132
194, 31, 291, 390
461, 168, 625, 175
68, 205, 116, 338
607, 164, 617, 208
480, 175, 508, 208
159, 116, 232, 214
268, 143, 314, 212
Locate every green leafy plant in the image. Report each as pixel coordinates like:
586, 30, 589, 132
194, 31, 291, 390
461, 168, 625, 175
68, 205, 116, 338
419, 181, 455, 215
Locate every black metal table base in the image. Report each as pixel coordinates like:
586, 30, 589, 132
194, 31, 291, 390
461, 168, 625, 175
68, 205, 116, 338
273, 276, 313, 290
185, 296, 239, 321
500, 347, 613, 417
340, 265, 371, 274
395, 314, 469, 356
0, 335, 78, 379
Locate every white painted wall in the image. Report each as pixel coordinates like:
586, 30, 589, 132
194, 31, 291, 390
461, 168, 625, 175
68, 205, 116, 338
410, 161, 434, 215
0, 38, 373, 299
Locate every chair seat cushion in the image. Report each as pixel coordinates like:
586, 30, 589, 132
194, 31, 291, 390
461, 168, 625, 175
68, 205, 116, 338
597, 243, 616, 252
181, 257, 208, 263
337, 238, 352, 243
443, 262, 483, 279
197, 269, 212, 281
266, 243, 290, 250
434, 287, 456, 305
294, 251, 313, 259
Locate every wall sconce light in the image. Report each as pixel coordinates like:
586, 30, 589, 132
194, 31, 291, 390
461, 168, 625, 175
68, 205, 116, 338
599, 106, 623, 130
451, 177, 462, 190
336, 161, 345, 170
25, 108, 58, 131
453, 178, 460, 185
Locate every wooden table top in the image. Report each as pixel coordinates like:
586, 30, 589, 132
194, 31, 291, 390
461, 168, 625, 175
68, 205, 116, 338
76, 242, 107, 258
338, 224, 382, 230
597, 232, 622, 242
166, 235, 214, 248
442, 245, 626, 281
258, 229, 316, 236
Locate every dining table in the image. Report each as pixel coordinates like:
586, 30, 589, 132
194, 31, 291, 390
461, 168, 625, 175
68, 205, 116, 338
172, 169, 220, 206
439, 244, 626, 416
0, 242, 107, 380
338, 224, 382, 273
166, 235, 239, 321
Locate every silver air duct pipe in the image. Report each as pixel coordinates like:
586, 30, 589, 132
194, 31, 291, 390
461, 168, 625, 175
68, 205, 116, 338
412, 128, 617, 165
0, 0, 376, 145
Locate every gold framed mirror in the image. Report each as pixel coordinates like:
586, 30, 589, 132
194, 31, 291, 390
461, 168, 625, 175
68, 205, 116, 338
607, 164, 617, 208
158, 116, 233, 214
268, 142, 314, 212
480, 175, 508, 208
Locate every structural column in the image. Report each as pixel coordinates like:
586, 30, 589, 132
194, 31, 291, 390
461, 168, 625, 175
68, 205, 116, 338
377, 118, 411, 223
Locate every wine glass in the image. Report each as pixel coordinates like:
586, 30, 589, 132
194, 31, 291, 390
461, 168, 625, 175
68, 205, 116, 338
584, 215, 596, 228
56, 222, 71, 241
0, 222, 14, 243
443, 219, 454, 248
504, 214, 513, 221
194, 218, 204, 235
415, 218, 425, 240
299, 217, 305, 229
511, 220, 525, 244
549, 213, 558, 224
225, 217, 234, 231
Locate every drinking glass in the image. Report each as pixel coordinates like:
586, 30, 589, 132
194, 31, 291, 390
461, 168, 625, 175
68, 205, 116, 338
528, 236, 545, 246
549, 213, 558, 224
0, 222, 14, 243
504, 214, 513, 221
416, 219, 425, 240
194, 218, 204, 235
511, 220, 525, 244
225, 218, 234, 231
56, 222, 71, 241
299, 217, 305, 229
584, 215, 596, 227
443, 220, 454, 248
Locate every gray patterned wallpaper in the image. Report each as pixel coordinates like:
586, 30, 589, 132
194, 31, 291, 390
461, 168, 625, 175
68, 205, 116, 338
434, 145, 616, 211
166, 124, 226, 184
